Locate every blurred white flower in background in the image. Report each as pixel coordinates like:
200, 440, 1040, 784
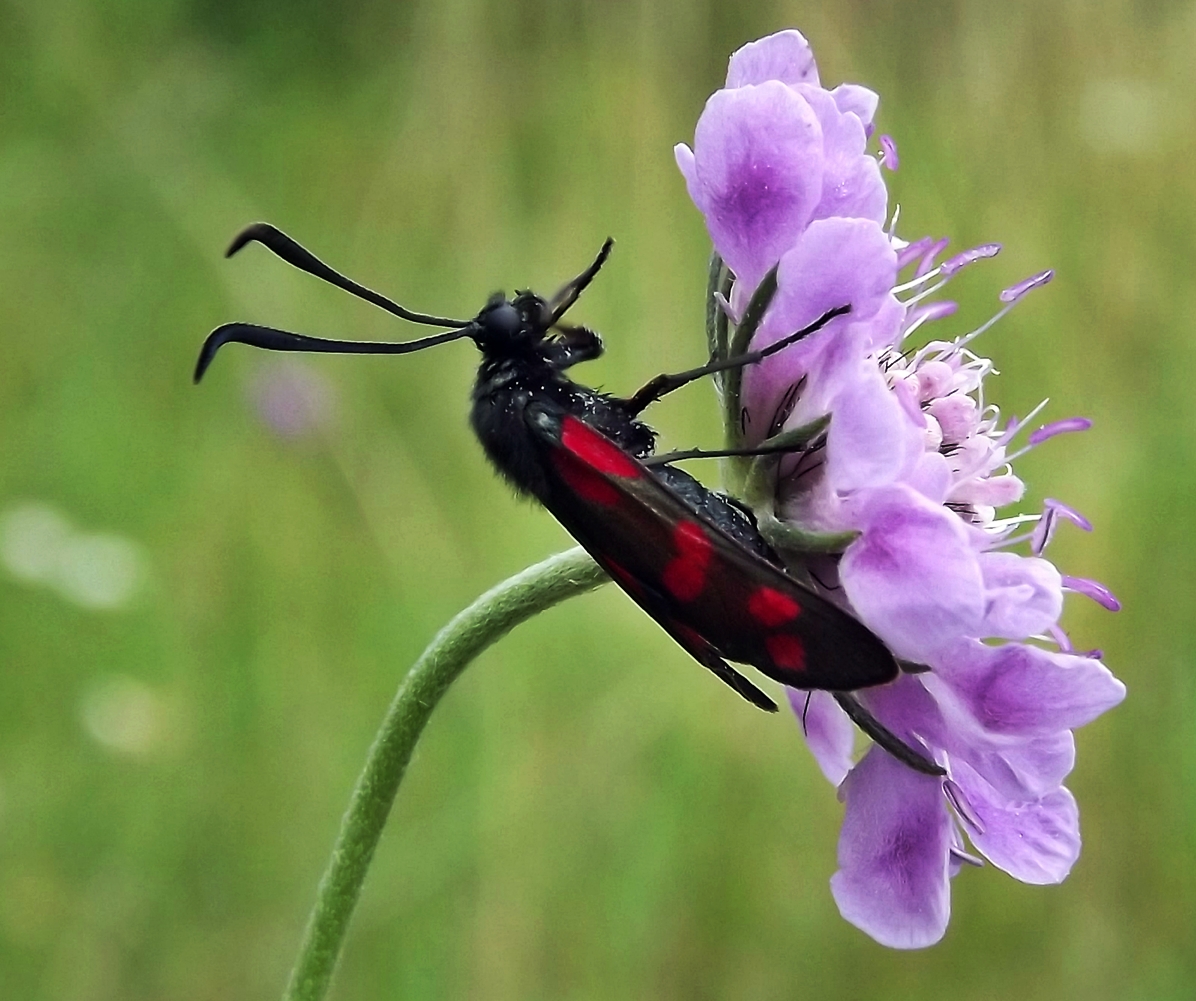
79, 675, 170, 757
1079, 78, 1175, 155
0, 501, 148, 610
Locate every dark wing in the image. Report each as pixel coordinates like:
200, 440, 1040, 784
525, 406, 899, 695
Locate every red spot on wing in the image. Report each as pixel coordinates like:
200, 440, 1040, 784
662, 520, 713, 602
748, 586, 802, 627
765, 634, 807, 673
560, 416, 643, 478
552, 451, 621, 506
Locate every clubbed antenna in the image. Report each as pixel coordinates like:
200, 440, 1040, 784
195, 222, 475, 382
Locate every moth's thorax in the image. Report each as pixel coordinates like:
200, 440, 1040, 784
469, 346, 655, 502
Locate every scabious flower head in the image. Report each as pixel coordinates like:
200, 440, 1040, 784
676, 29, 1124, 949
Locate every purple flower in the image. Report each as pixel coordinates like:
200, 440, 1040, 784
678, 30, 1124, 948
676, 28, 888, 315
247, 359, 336, 439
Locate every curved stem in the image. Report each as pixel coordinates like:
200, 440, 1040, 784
283, 547, 608, 1001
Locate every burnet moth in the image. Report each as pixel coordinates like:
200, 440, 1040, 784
195, 224, 942, 775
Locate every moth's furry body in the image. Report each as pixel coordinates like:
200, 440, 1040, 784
467, 292, 775, 564
194, 223, 949, 773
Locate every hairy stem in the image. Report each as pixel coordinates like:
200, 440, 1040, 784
283, 547, 608, 1001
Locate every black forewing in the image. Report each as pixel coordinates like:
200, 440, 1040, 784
525, 406, 898, 693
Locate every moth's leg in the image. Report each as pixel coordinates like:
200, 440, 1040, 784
618, 304, 850, 417
547, 238, 614, 324
833, 693, 945, 776
546, 324, 605, 370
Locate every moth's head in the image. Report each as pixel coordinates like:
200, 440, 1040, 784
471, 292, 550, 354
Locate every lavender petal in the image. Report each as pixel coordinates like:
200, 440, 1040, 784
726, 29, 820, 88
935, 640, 1127, 736
978, 552, 1063, 640
787, 688, 855, 785
831, 749, 953, 949
832, 83, 880, 131
682, 83, 825, 294
841, 486, 986, 662
952, 760, 1081, 884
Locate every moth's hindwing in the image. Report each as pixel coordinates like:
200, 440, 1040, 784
528, 407, 899, 693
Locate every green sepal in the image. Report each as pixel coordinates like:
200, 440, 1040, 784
758, 514, 861, 555
722, 263, 780, 451
705, 252, 730, 364
740, 414, 831, 507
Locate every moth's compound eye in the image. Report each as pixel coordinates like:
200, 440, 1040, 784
482, 301, 522, 341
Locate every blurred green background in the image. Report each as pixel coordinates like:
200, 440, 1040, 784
1, 0, 1192, 997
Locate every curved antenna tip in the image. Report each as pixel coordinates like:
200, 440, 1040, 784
225, 222, 273, 259
193, 325, 234, 383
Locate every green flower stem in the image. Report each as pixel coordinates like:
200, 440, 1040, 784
283, 547, 609, 1001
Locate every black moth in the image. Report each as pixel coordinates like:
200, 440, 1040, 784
196, 224, 941, 775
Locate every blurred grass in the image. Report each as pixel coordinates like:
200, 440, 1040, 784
0, 0, 1193, 998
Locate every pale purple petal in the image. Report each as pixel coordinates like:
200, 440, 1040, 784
740, 217, 901, 430
754, 216, 901, 349
726, 29, 820, 88
681, 83, 824, 294
979, 552, 1063, 640
935, 641, 1126, 736
826, 362, 923, 492
1028, 417, 1092, 445
1062, 575, 1123, 612
890, 371, 924, 427
841, 486, 985, 662
920, 663, 1079, 798
905, 452, 954, 505
832, 83, 880, 131
818, 145, 888, 224
951, 760, 1080, 884
788, 688, 855, 785
674, 142, 698, 200
860, 672, 948, 750
954, 729, 1078, 802
856, 294, 908, 352
767, 215, 904, 335
1000, 268, 1054, 303
831, 748, 952, 949
949, 472, 1025, 508
795, 85, 888, 223
979, 731, 1077, 799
